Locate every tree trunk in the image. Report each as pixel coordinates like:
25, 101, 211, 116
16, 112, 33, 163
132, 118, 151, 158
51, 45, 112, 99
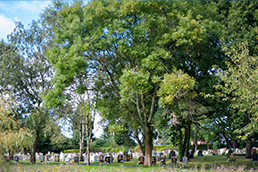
184, 124, 191, 160
245, 135, 252, 158
194, 124, 198, 152
85, 115, 92, 166
143, 127, 153, 166
190, 124, 198, 158
30, 126, 40, 164
79, 118, 85, 161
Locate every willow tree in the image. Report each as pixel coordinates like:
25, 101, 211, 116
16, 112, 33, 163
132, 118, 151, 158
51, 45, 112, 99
47, 0, 220, 166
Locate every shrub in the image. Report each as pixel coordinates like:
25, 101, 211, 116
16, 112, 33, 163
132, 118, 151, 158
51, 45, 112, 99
213, 141, 221, 150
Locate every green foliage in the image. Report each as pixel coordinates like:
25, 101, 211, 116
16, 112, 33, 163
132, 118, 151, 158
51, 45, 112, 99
226, 148, 232, 157
213, 141, 221, 150
197, 144, 209, 151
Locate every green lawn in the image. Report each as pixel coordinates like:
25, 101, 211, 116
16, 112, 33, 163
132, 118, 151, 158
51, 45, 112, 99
2, 155, 258, 171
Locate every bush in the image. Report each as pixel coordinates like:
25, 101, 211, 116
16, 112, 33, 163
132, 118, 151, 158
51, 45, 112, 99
213, 141, 221, 150
197, 144, 208, 150
226, 148, 232, 157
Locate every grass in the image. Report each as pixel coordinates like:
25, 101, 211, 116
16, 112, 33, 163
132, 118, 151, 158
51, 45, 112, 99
1, 155, 258, 171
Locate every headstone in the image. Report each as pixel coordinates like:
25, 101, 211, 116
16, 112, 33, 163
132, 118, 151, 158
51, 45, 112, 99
182, 156, 188, 164
198, 150, 203, 156
110, 155, 113, 163
10, 153, 13, 160
212, 150, 218, 155
129, 153, 133, 159
117, 154, 123, 163
46, 155, 51, 161
171, 156, 177, 165
123, 154, 128, 161
169, 151, 175, 159
84, 154, 88, 163
99, 154, 104, 162
15, 155, 19, 162
252, 149, 258, 161
60, 152, 64, 161
151, 156, 156, 165
228, 154, 236, 161
39, 156, 45, 162
159, 152, 164, 160
105, 156, 110, 163
55, 155, 60, 162
138, 156, 144, 164
74, 156, 79, 163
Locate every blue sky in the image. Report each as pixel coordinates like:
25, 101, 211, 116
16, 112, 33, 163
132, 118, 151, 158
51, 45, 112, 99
0, 1, 52, 41
0, 0, 103, 138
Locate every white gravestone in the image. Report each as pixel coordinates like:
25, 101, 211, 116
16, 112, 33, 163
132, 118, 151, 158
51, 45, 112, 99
182, 156, 188, 164
60, 152, 64, 161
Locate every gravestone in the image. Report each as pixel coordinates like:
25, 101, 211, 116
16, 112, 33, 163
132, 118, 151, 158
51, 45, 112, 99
117, 154, 123, 163
182, 156, 188, 164
151, 156, 156, 165
169, 151, 175, 159
74, 156, 79, 163
198, 150, 203, 156
129, 153, 133, 159
228, 154, 236, 161
105, 156, 110, 163
252, 149, 258, 161
60, 152, 64, 161
99, 154, 104, 162
55, 155, 60, 162
110, 155, 113, 163
138, 156, 144, 164
10, 153, 13, 160
15, 155, 19, 162
171, 156, 177, 165
5, 156, 10, 162
46, 155, 51, 161
212, 150, 218, 155
39, 156, 45, 162
159, 152, 164, 160
123, 154, 128, 161
84, 154, 88, 163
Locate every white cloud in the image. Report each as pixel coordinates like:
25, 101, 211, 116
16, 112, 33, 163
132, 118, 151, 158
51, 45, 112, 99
0, 14, 15, 41
0, 1, 51, 13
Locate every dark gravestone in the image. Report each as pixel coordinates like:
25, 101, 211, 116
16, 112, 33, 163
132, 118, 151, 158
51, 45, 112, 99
105, 156, 110, 163
5, 156, 10, 162
159, 152, 164, 159
160, 155, 166, 162
74, 156, 79, 163
228, 154, 236, 161
252, 149, 257, 161
55, 155, 59, 162
198, 150, 203, 156
15, 155, 19, 162
123, 151, 128, 156
46, 155, 51, 161
123, 154, 128, 161
129, 153, 133, 159
152, 156, 156, 165
171, 156, 177, 165
39, 156, 45, 162
10, 153, 13, 160
169, 151, 175, 159
139, 156, 144, 164
99, 154, 104, 162
117, 154, 123, 163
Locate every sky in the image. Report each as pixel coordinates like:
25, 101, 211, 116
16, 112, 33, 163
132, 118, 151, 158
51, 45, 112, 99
0, 0, 103, 138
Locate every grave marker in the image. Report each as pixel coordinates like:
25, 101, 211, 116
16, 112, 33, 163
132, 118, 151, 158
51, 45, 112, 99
252, 149, 257, 161
105, 156, 110, 163
15, 155, 19, 162
74, 156, 79, 163
182, 156, 188, 164
39, 156, 45, 162
117, 154, 123, 163
55, 155, 59, 162
171, 156, 177, 165
151, 156, 156, 165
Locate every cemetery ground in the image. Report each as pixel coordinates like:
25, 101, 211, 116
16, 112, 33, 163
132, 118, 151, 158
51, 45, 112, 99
1, 155, 258, 172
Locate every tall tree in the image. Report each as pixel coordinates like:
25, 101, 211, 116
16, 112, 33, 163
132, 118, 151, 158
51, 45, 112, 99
0, 20, 53, 163
46, 0, 221, 166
